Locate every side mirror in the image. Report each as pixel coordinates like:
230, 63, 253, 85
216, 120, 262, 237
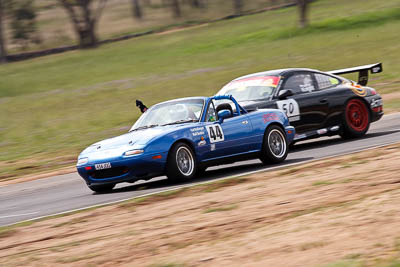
278, 89, 294, 100
218, 110, 231, 123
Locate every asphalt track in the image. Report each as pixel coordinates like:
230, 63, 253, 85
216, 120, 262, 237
1, 113, 400, 227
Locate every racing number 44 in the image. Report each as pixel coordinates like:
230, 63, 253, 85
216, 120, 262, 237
206, 124, 224, 143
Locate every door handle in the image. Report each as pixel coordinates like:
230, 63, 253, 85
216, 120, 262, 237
242, 120, 249, 125
319, 98, 328, 103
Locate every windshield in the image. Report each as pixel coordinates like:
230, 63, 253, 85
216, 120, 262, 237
130, 98, 205, 131
218, 76, 280, 101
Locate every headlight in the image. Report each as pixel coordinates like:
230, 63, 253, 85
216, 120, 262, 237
124, 149, 144, 156
77, 157, 89, 166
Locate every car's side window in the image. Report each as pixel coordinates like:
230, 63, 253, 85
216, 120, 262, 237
283, 73, 316, 95
206, 101, 217, 122
314, 73, 340, 90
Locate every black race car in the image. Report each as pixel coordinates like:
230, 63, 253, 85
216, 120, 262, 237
216, 63, 383, 142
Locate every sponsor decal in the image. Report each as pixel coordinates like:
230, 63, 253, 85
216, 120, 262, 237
191, 127, 204, 132
370, 99, 382, 108
198, 140, 207, 146
299, 76, 315, 93
222, 76, 281, 92
260, 76, 281, 87
372, 66, 381, 73
289, 115, 300, 122
294, 134, 306, 140
191, 127, 205, 137
348, 84, 367, 97
263, 113, 279, 123
329, 77, 339, 85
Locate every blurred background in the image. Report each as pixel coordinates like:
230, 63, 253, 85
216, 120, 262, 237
0, 0, 399, 180
1, 0, 298, 52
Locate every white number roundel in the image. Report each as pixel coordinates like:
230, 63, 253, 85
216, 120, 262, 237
276, 99, 300, 121
206, 124, 224, 143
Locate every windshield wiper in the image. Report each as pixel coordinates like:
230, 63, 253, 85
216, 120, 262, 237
130, 124, 159, 132
161, 119, 198, 126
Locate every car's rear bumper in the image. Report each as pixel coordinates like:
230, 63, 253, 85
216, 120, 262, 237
77, 152, 167, 185
365, 95, 384, 123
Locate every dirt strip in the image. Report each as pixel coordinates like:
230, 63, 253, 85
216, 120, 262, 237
1, 144, 400, 266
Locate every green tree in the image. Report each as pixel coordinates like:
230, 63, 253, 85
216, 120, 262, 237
58, 0, 108, 48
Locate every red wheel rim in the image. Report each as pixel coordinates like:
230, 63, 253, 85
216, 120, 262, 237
346, 99, 369, 132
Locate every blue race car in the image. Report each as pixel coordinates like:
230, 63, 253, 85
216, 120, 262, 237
76, 95, 295, 193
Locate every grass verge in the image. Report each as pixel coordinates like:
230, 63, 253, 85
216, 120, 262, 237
1, 143, 400, 266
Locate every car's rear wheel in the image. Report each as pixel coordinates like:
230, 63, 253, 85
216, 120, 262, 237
260, 125, 288, 164
340, 98, 370, 139
166, 142, 197, 182
88, 183, 115, 193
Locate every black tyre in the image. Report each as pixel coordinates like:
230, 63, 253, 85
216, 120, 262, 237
340, 98, 370, 139
166, 142, 197, 182
88, 183, 115, 193
196, 166, 207, 177
260, 125, 288, 164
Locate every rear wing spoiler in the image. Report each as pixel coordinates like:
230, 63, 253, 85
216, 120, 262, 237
327, 63, 382, 86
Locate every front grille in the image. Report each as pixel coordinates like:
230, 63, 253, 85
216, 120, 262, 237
89, 166, 129, 179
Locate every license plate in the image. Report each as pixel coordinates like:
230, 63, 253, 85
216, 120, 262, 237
95, 162, 112, 170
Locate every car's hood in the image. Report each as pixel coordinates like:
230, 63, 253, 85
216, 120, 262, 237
80, 124, 194, 156
99, 128, 166, 148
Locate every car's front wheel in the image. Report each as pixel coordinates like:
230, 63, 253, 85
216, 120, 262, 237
166, 142, 197, 182
260, 125, 288, 164
88, 183, 115, 193
340, 98, 370, 139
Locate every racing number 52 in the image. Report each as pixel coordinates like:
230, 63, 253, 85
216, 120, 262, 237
206, 124, 224, 143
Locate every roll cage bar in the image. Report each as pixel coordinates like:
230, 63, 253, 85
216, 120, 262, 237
202, 95, 248, 122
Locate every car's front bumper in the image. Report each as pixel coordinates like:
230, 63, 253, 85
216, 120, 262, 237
285, 125, 296, 144
77, 152, 168, 185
